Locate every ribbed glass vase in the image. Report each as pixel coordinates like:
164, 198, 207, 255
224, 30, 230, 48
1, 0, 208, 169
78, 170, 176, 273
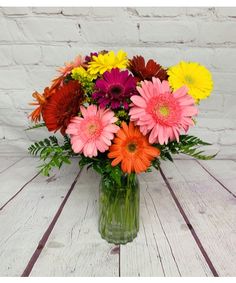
98, 173, 140, 244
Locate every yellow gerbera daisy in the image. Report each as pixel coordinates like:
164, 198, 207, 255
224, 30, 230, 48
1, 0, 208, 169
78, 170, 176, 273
71, 66, 96, 81
87, 50, 128, 76
167, 61, 213, 102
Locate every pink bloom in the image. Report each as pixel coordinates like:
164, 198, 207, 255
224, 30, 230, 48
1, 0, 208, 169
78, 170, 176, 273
129, 78, 198, 145
66, 105, 119, 157
58, 55, 87, 77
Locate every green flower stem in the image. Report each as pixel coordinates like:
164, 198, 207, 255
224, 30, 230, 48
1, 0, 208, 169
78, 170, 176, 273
99, 173, 140, 244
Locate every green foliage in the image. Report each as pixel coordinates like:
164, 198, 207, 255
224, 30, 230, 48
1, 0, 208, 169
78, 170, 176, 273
28, 133, 216, 179
79, 153, 124, 187
25, 123, 46, 131
151, 158, 161, 170
28, 135, 74, 176
81, 79, 95, 97
72, 72, 95, 97
158, 135, 217, 161
115, 110, 129, 125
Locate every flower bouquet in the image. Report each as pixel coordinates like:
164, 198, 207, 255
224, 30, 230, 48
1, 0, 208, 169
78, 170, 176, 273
28, 50, 215, 244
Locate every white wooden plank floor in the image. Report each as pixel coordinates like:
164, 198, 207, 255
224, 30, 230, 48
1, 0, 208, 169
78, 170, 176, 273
0, 157, 235, 277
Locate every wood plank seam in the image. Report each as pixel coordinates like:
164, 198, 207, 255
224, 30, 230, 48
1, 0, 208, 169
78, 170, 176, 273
173, 158, 236, 161
159, 167, 219, 277
110, 245, 120, 276
119, 245, 121, 277
0, 172, 40, 211
145, 190, 182, 276
152, 231, 166, 276
142, 195, 166, 276
143, 216, 163, 274
139, 217, 163, 274
0, 156, 25, 174
195, 160, 236, 198
21, 168, 83, 277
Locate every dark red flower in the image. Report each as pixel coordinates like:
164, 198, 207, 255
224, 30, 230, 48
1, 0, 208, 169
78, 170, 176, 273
42, 80, 84, 135
28, 87, 57, 123
128, 55, 168, 82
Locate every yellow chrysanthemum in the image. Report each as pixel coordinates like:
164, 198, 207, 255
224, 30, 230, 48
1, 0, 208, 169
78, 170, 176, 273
71, 66, 96, 81
167, 61, 213, 102
87, 50, 128, 76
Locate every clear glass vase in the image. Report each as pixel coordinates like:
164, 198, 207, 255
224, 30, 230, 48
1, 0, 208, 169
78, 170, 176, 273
98, 173, 140, 244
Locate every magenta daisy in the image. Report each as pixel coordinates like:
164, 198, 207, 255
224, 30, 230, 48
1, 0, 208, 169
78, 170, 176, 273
66, 105, 119, 157
129, 78, 198, 145
92, 68, 137, 110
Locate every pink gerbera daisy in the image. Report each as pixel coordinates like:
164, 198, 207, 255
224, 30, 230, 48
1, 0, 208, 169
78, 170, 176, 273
92, 68, 137, 110
129, 78, 198, 145
66, 105, 119, 157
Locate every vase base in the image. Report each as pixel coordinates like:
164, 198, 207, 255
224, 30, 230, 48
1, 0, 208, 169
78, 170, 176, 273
99, 227, 138, 244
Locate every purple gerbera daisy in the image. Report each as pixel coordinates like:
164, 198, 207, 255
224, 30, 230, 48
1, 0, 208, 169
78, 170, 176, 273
85, 52, 98, 63
92, 68, 137, 110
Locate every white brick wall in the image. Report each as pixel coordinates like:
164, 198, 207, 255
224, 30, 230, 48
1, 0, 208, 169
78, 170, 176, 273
0, 7, 236, 158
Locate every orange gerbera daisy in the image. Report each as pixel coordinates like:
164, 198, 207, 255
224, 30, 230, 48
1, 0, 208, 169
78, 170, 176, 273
108, 122, 160, 174
50, 75, 64, 91
51, 55, 88, 90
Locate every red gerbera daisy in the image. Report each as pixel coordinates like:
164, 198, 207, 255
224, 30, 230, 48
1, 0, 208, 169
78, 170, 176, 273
42, 80, 84, 135
28, 87, 56, 123
128, 55, 168, 82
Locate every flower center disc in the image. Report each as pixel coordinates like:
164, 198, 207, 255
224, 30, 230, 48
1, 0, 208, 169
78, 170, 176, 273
88, 124, 98, 135
80, 117, 102, 141
147, 94, 182, 127
109, 84, 123, 98
185, 75, 194, 84
127, 142, 137, 153
158, 105, 170, 117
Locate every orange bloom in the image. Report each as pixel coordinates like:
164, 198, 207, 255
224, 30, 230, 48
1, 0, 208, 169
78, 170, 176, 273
51, 75, 64, 91
28, 87, 55, 123
51, 56, 88, 90
57, 55, 87, 77
108, 122, 160, 174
